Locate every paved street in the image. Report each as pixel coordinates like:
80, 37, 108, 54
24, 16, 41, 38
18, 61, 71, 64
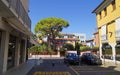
27, 58, 120, 75
27, 58, 77, 75
71, 65, 120, 75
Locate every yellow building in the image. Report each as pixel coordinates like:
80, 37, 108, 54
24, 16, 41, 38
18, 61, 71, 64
93, 0, 120, 62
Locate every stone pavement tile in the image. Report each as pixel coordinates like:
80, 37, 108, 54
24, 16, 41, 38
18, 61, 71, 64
27, 59, 77, 75
101, 61, 120, 71
4, 59, 35, 75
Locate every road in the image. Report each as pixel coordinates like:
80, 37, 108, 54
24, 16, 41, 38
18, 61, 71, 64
71, 65, 120, 75
27, 58, 120, 75
27, 58, 77, 75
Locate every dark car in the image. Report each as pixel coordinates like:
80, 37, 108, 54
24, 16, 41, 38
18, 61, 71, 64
64, 53, 80, 65
81, 53, 102, 65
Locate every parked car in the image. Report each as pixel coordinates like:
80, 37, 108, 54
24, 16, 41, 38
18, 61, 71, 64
81, 53, 102, 65
64, 53, 80, 65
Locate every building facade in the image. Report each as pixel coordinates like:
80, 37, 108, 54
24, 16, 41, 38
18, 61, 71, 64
55, 33, 80, 49
0, 0, 31, 74
93, 0, 120, 63
93, 31, 99, 47
73, 33, 86, 45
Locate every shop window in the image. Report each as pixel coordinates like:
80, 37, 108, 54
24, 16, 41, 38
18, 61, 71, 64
7, 35, 16, 70
115, 42, 120, 61
102, 43, 112, 60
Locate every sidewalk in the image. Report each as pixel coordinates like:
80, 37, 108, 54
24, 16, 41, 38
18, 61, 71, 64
101, 59, 120, 71
4, 59, 35, 75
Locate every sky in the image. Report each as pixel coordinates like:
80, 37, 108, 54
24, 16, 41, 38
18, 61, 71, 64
29, 0, 103, 39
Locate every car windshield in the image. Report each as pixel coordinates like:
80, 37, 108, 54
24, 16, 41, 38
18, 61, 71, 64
67, 53, 77, 57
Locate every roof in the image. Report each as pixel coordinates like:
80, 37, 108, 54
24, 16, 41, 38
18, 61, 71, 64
62, 33, 74, 36
93, 31, 99, 35
86, 38, 94, 42
55, 38, 80, 41
92, 0, 113, 14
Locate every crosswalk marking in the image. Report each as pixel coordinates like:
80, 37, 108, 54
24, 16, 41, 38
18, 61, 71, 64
34, 72, 71, 75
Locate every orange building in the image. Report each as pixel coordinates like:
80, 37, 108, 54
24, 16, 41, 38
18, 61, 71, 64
93, 31, 99, 47
55, 34, 80, 49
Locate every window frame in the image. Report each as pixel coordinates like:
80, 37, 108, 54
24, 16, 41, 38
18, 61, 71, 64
99, 12, 102, 20
111, 0, 116, 11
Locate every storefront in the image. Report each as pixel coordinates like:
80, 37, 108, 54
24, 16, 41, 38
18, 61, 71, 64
0, 20, 30, 74
102, 43, 112, 60
115, 42, 120, 61
7, 35, 16, 70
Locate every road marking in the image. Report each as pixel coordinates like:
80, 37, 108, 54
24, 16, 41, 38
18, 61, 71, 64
69, 66, 80, 75
70, 66, 120, 72
34, 72, 71, 75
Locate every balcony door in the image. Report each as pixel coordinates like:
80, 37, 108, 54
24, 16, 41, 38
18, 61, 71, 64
101, 25, 107, 41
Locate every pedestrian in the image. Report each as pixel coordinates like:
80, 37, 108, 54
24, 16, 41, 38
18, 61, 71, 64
52, 61, 55, 67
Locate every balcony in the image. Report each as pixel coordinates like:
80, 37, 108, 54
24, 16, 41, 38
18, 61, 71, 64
115, 30, 120, 41
101, 34, 108, 43
0, 0, 31, 33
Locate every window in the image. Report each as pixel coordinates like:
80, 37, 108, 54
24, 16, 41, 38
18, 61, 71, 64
101, 25, 107, 40
80, 36, 84, 39
99, 12, 102, 20
7, 35, 16, 70
104, 8, 107, 16
115, 18, 120, 37
111, 0, 116, 11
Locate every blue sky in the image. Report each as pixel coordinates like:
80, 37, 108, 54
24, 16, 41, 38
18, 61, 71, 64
29, 0, 103, 39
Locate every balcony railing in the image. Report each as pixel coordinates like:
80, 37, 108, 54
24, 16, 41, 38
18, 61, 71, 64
101, 34, 108, 42
115, 30, 120, 41
2, 0, 31, 30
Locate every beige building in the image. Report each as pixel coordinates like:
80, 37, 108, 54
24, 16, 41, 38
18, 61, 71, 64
0, 0, 32, 74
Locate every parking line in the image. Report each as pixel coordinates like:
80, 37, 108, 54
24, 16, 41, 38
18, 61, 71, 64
34, 72, 71, 75
70, 66, 80, 75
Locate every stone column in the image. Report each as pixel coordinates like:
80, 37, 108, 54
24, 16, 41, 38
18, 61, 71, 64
109, 43, 116, 63
14, 38, 20, 67
99, 44, 102, 59
0, 31, 9, 75
23, 39, 27, 63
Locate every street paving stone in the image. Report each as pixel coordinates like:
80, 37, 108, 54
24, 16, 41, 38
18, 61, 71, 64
27, 59, 77, 75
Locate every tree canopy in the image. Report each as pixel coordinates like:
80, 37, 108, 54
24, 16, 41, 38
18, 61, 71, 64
34, 17, 69, 49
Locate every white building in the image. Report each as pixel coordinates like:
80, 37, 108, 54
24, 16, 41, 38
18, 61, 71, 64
73, 33, 86, 44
